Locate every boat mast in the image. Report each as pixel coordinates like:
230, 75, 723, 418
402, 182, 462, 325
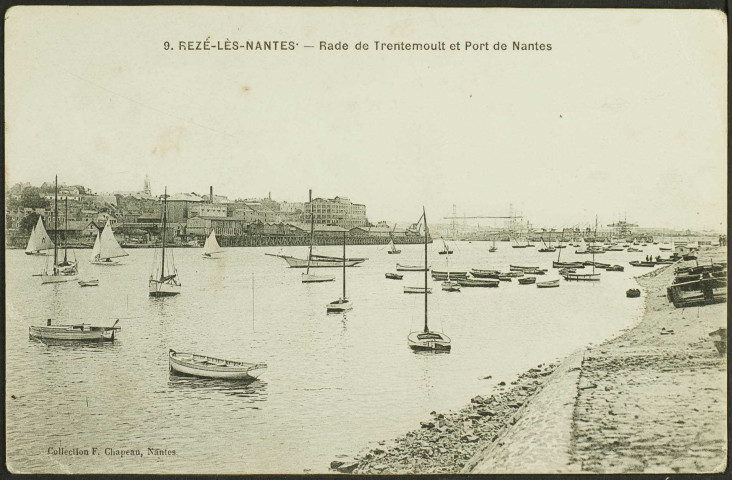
307, 189, 313, 275
161, 186, 167, 281
53, 175, 58, 271
63, 197, 68, 263
423, 207, 428, 333
342, 231, 346, 299
557, 229, 564, 262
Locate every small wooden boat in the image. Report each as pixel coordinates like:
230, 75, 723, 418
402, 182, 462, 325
431, 269, 468, 277
169, 349, 267, 380
558, 268, 577, 274
537, 280, 560, 288
605, 265, 624, 272
583, 261, 610, 269
627, 247, 643, 253
497, 275, 513, 281
659, 247, 672, 251
605, 245, 624, 251
626, 288, 641, 298
459, 278, 499, 287
470, 270, 500, 279
397, 264, 430, 272
503, 271, 524, 277
302, 273, 336, 283
441, 281, 461, 292
553, 261, 585, 269
538, 247, 556, 252
385, 273, 403, 280
326, 232, 353, 313
518, 276, 536, 285
489, 247, 497, 252
510, 265, 540, 272
29, 319, 120, 342
404, 286, 432, 294
629, 260, 656, 267
78, 279, 99, 287
562, 272, 601, 281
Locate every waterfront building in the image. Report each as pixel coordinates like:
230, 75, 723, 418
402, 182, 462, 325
189, 203, 228, 218
186, 216, 248, 237
305, 196, 368, 229
166, 193, 205, 223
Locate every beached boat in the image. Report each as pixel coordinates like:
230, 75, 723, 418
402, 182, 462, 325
458, 278, 499, 287
149, 188, 181, 297
327, 232, 353, 313
385, 273, 403, 280
510, 265, 548, 274
29, 319, 119, 342
502, 271, 524, 278
25, 215, 54, 255
626, 288, 641, 298
537, 279, 560, 288
40, 178, 79, 284
407, 208, 451, 352
518, 276, 536, 285
169, 349, 267, 380
397, 263, 430, 272
659, 246, 672, 251
78, 279, 99, 287
201, 229, 223, 259
91, 220, 129, 265
404, 286, 432, 294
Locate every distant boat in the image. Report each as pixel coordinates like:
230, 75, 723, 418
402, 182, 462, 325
40, 176, 79, 284
537, 279, 560, 288
397, 263, 429, 272
387, 231, 401, 254
149, 187, 181, 297
25, 215, 54, 255
385, 273, 403, 280
458, 278, 499, 287
29, 318, 119, 342
169, 349, 267, 380
302, 189, 335, 283
327, 232, 353, 313
201, 229, 223, 259
404, 286, 432, 294
91, 220, 129, 265
438, 239, 453, 255
407, 207, 451, 352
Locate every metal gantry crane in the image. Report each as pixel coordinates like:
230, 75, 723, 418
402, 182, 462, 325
443, 204, 523, 239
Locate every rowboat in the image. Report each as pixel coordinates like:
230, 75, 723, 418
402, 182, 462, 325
518, 276, 536, 285
78, 279, 99, 287
385, 273, 403, 280
509, 265, 541, 272
397, 264, 430, 272
441, 281, 461, 292
29, 319, 120, 342
537, 280, 560, 288
553, 261, 585, 269
404, 286, 432, 294
583, 261, 610, 269
502, 271, 524, 277
627, 247, 643, 253
629, 260, 656, 267
168, 349, 267, 380
458, 278, 499, 287
605, 265, 625, 272
626, 288, 641, 298
561, 272, 601, 281
497, 275, 513, 282
470, 268, 500, 278
302, 273, 336, 283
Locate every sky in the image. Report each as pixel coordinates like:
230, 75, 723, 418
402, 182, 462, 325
4, 7, 727, 231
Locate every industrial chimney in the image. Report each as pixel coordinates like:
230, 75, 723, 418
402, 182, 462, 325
210, 186, 213, 204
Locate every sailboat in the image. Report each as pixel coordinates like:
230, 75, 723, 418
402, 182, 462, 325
149, 187, 181, 297
25, 215, 54, 255
91, 220, 128, 265
302, 189, 335, 283
489, 236, 497, 252
202, 229, 223, 259
327, 232, 353, 312
538, 235, 556, 253
438, 238, 453, 255
441, 247, 461, 292
55, 197, 79, 273
562, 218, 601, 281
40, 177, 79, 284
387, 229, 401, 255
407, 208, 451, 352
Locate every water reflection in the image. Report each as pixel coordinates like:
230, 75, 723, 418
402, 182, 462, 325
168, 372, 268, 399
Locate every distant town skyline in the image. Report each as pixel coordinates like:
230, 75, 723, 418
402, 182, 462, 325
5, 8, 726, 233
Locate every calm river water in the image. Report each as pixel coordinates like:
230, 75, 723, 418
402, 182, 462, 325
6, 241, 655, 473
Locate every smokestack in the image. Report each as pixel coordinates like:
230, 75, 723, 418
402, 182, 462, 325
210, 186, 213, 204
309, 189, 312, 202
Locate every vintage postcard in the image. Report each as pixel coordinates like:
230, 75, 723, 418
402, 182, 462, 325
4, 6, 727, 475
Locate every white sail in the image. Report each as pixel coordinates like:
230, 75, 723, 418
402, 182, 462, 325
202, 230, 223, 255
90, 232, 101, 262
25, 216, 54, 253
389, 239, 396, 252
98, 220, 128, 259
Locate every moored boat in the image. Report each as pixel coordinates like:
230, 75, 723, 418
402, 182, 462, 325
561, 272, 601, 281
397, 263, 430, 272
149, 187, 181, 297
385, 273, 403, 280
629, 260, 656, 267
78, 279, 99, 287
29, 319, 119, 342
459, 278, 499, 287
537, 279, 560, 288
441, 281, 461, 292
169, 349, 267, 380
518, 276, 536, 285
25, 215, 54, 255
553, 261, 585, 269
605, 265, 625, 272
470, 268, 500, 278
326, 232, 353, 313
404, 286, 432, 294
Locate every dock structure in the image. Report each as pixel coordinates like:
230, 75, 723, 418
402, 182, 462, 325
218, 233, 431, 248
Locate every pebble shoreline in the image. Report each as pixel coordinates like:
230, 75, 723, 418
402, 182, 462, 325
331, 246, 727, 474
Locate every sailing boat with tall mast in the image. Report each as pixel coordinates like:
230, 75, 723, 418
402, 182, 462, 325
489, 235, 497, 252
327, 232, 353, 312
25, 215, 54, 255
201, 228, 223, 259
40, 176, 79, 284
91, 220, 128, 265
387, 226, 401, 254
302, 189, 335, 283
55, 197, 79, 274
149, 187, 181, 297
408, 207, 451, 352
441, 246, 461, 292
438, 238, 453, 255
562, 218, 601, 281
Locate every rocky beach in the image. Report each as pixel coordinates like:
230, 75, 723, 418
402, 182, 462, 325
332, 246, 727, 474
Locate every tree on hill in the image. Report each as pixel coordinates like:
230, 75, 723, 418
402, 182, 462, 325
20, 213, 40, 235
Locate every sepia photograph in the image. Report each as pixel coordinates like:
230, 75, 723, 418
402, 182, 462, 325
4, 5, 728, 475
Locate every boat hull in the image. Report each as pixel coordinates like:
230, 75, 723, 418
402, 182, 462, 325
29, 325, 118, 342
149, 279, 181, 296
302, 274, 335, 283
326, 299, 352, 312
537, 280, 560, 288
404, 287, 432, 294
91, 258, 121, 266
40, 274, 78, 284
270, 254, 364, 268
407, 331, 451, 351
169, 351, 266, 380
397, 264, 430, 272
